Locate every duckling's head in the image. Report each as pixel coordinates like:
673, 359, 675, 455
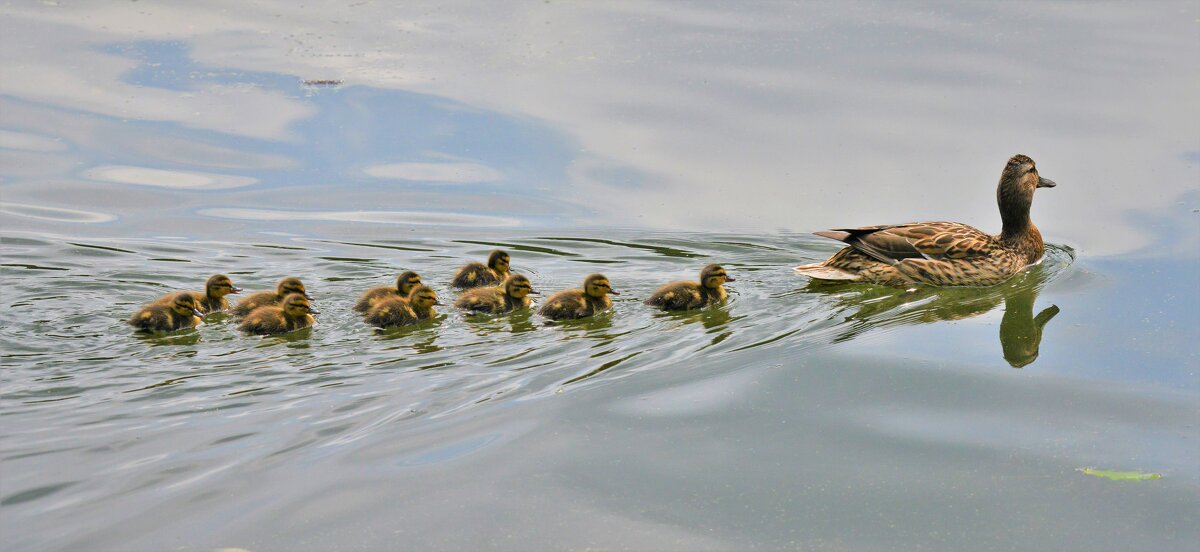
281, 293, 318, 317
169, 293, 203, 318
699, 264, 734, 289
487, 250, 511, 274
503, 274, 534, 299
407, 284, 441, 310
396, 271, 422, 295
276, 277, 311, 299
205, 274, 242, 297
583, 274, 618, 298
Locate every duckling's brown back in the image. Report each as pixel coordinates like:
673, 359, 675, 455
452, 262, 502, 289
454, 286, 508, 312
365, 297, 420, 327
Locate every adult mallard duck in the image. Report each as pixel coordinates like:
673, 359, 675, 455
451, 250, 510, 289
231, 277, 311, 316
454, 274, 535, 314
364, 285, 441, 328
795, 154, 1056, 286
155, 274, 242, 314
354, 271, 422, 314
538, 273, 618, 320
130, 292, 203, 333
645, 264, 735, 311
238, 293, 318, 335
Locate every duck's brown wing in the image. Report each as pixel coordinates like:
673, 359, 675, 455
816, 222, 993, 265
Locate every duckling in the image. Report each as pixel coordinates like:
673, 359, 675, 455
451, 249, 510, 289
230, 277, 311, 316
794, 154, 1057, 286
538, 273, 618, 320
238, 293, 318, 335
645, 264, 735, 311
364, 285, 441, 328
354, 271, 422, 314
454, 274, 535, 314
130, 292, 203, 333
155, 274, 242, 314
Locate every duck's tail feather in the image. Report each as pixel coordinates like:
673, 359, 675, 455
793, 262, 862, 281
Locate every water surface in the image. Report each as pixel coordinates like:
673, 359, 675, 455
1, 2, 1197, 550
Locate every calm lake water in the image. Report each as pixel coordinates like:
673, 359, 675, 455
2, 2, 1198, 551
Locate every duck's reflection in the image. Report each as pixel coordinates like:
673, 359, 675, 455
804, 267, 1060, 368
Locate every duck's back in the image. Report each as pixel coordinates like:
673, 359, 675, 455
454, 287, 509, 313
805, 221, 1030, 286
231, 291, 280, 316
452, 263, 501, 289
129, 305, 197, 332
364, 298, 420, 327
354, 286, 399, 313
645, 281, 706, 310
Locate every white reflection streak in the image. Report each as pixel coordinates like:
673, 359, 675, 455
199, 208, 521, 227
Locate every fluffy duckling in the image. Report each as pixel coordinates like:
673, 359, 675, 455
231, 277, 311, 316
155, 274, 242, 314
238, 293, 318, 335
130, 292, 203, 333
795, 154, 1057, 286
645, 264, 735, 311
364, 285, 441, 328
454, 274, 535, 314
451, 250, 510, 289
538, 274, 618, 320
354, 271, 422, 314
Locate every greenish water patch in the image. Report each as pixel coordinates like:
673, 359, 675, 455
1079, 468, 1163, 481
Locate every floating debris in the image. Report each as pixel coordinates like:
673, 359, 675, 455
301, 79, 343, 86
1078, 468, 1162, 481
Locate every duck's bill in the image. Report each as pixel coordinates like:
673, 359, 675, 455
308, 308, 321, 315
724, 277, 737, 282
230, 287, 243, 294
302, 292, 314, 300
609, 290, 622, 295
192, 309, 204, 317
1037, 177, 1056, 188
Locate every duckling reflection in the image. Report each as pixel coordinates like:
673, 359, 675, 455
804, 267, 1060, 367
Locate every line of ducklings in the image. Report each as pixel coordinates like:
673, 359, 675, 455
129, 250, 736, 335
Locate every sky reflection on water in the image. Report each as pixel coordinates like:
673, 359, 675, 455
1, 1, 1197, 254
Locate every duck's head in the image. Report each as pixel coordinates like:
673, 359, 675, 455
488, 250, 511, 274
998, 155, 1055, 229
281, 292, 318, 317
407, 284, 441, 310
503, 274, 535, 299
699, 264, 734, 289
583, 273, 618, 298
276, 277, 311, 299
396, 271, 422, 295
205, 274, 242, 297
169, 293, 203, 318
